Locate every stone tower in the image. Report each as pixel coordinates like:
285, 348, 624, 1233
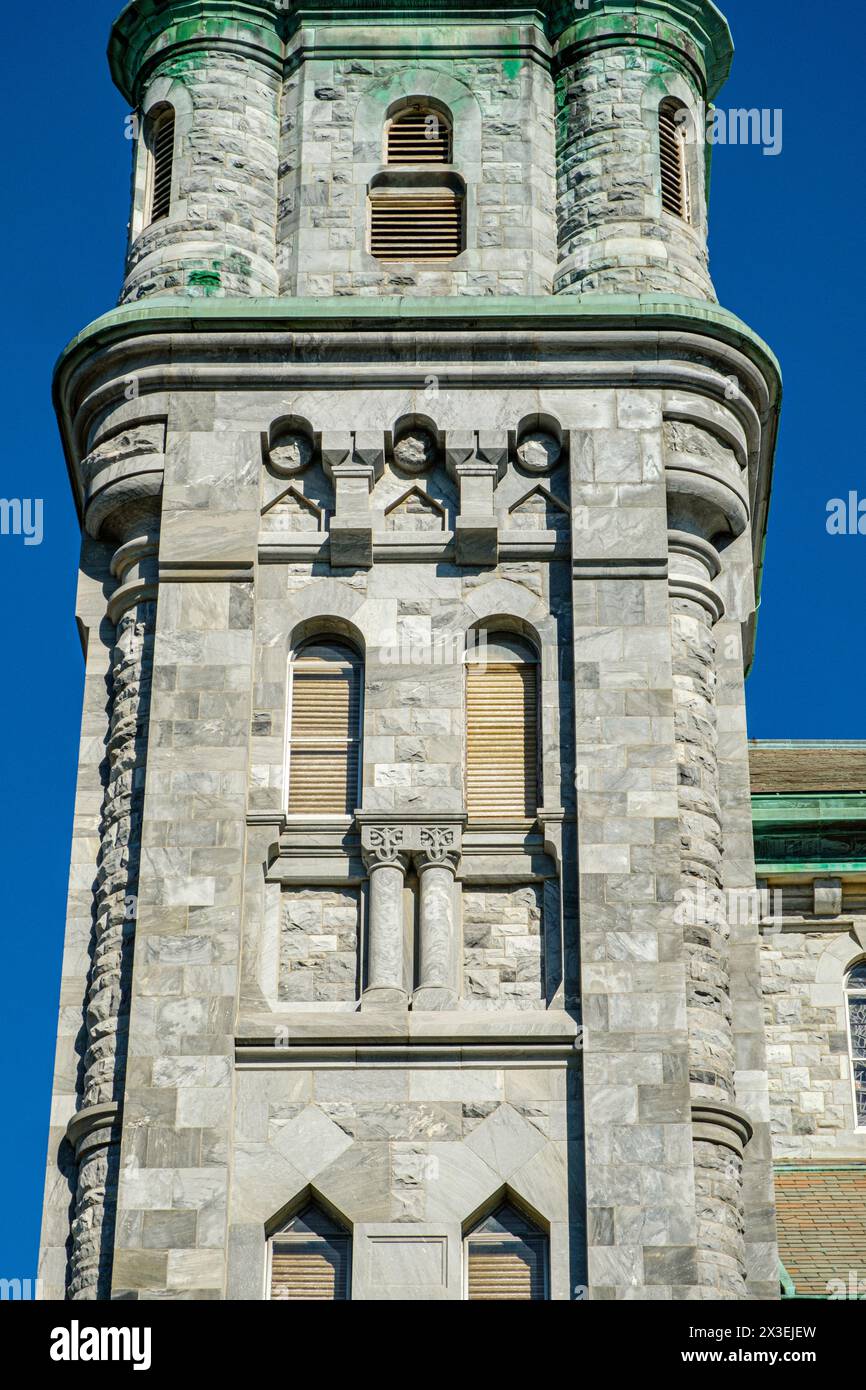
40, 0, 782, 1300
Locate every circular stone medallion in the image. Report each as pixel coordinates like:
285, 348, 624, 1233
516, 431, 561, 474
393, 428, 437, 474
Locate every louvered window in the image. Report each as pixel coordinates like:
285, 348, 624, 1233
847, 963, 866, 1128
466, 637, 539, 821
270, 1203, 351, 1301
387, 108, 451, 164
466, 1204, 548, 1301
659, 100, 689, 221
370, 191, 463, 262
147, 106, 175, 225
288, 641, 362, 816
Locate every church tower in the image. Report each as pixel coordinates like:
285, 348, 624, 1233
41, 0, 782, 1300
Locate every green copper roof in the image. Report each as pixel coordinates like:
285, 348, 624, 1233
108, 0, 734, 103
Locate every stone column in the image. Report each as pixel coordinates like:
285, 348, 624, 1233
67, 436, 163, 1299
362, 826, 409, 1009
666, 420, 753, 1299
414, 827, 460, 1010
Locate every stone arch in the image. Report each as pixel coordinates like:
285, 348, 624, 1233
353, 66, 482, 170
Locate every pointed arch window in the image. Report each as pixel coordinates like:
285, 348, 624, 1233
287, 640, 362, 816
145, 104, 175, 225
465, 1202, 549, 1300
659, 99, 690, 222
269, 1202, 351, 1300
847, 962, 866, 1128
465, 635, 539, 822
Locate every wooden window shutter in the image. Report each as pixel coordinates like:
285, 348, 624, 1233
148, 107, 175, 224
659, 102, 688, 220
467, 1237, 547, 1300
370, 192, 462, 262
288, 644, 362, 816
387, 109, 451, 164
466, 656, 538, 820
270, 1238, 351, 1300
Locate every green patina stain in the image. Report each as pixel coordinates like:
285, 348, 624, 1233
503, 58, 522, 80
188, 265, 222, 296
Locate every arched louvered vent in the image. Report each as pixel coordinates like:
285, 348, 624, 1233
387, 108, 451, 164
270, 1203, 351, 1301
370, 191, 463, 262
659, 100, 689, 221
147, 106, 175, 225
287, 641, 362, 816
465, 636, 539, 821
466, 1204, 548, 1301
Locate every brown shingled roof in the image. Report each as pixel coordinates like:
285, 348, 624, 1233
775, 1166, 866, 1296
750, 745, 866, 795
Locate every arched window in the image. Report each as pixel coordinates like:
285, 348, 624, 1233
465, 1202, 548, 1300
269, 1202, 351, 1300
145, 104, 175, 225
659, 99, 689, 221
847, 962, 866, 1128
386, 106, 451, 164
465, 635, 539, 822
287, 640, 362, 816
370, 102, 463, 262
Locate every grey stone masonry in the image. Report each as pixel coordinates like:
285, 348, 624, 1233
40, 0, 786, 1305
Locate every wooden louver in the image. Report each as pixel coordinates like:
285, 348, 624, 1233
659, 103, 688, 220
288, 647, 361, 816
270, 1238, 350, 1300
467, 1237, 547, 1300
387, 109, 451, 164
370, 193, 462, 262
466, 659, 538, 820
149, 108, 175, 223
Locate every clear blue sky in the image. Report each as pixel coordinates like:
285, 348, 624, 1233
1, 0, 861, 1283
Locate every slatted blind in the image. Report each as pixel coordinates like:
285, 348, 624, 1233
149, 107, 175, 223
659, 103, 688, 219
270, 1238, 350, 1300
370, 193, 462, 262
288, 646, 361, 816
467, 1237, 547, 1300
466, 659, 538, 820
387, 109, 451, 164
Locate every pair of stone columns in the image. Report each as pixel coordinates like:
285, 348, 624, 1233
360, 821, 462, 1010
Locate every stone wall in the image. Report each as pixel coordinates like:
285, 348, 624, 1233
462, 885, 545, 1009
760, 925, 866, 1159
279, 888, 360, 1003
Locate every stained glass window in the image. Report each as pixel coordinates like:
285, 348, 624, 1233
847, 964, 866, 1128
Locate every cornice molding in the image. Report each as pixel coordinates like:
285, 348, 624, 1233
52, 294, 779, 669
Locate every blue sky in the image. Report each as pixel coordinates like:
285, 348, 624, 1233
1, 0, 861, 1283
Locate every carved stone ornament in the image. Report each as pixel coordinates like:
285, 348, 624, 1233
393, 428, 437, 475
516, 430, 561, 474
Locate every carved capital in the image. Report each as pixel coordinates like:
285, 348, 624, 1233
416, 824, 461, 873
362, 823, 408, 870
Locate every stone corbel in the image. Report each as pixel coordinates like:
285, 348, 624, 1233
446, 430, 505, 566
325, 431, 384, 568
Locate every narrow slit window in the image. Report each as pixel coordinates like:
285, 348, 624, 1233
147, 105, 175, 225
465, 636, 539, 822
466, 1203, 548, 1301
847, 963, 866, 1127
387, 108, 451, 164
659, 100, 689, 221
288, 641, 362, 816
270, 1203, 351, 1301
